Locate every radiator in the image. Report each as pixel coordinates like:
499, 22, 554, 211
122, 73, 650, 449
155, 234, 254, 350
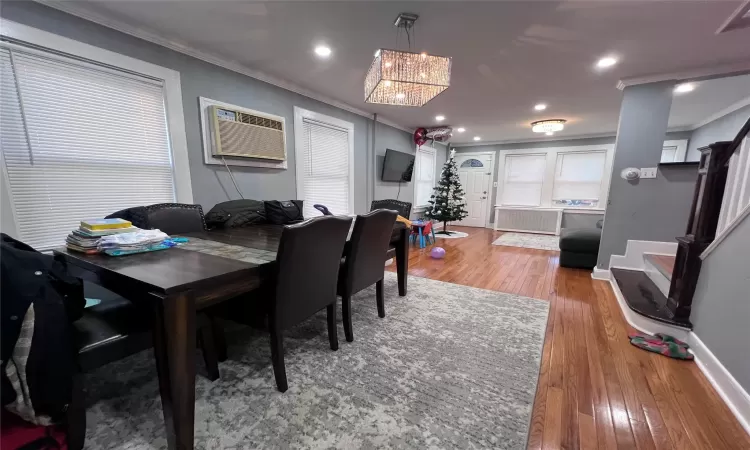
493, 207, 563, 235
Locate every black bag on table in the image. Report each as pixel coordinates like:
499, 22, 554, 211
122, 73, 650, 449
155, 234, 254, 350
264, 200, 304, 225
204, 199, 267, 229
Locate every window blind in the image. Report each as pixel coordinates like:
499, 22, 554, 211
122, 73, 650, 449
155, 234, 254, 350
552, 151, 606, 202
298, 118, 351, 217
0, 47, 176, 250
501, 154, 546, 206
414, 148, 435, 207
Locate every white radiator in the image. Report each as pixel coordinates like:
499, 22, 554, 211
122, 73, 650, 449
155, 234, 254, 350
493, 207, 563, 235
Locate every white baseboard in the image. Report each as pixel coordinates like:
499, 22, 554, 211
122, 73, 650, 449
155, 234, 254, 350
605, 274, 750, 436
690, 333, 750, 436
609, 240, 677, 271
591, 267, 611, 280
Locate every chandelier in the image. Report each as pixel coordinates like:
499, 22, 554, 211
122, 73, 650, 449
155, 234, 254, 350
531, 119, 566, 133
365, 13, 452, 107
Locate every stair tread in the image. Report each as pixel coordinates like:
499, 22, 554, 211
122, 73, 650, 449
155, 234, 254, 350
611, 268, 692, 329
643, 253, 675, 280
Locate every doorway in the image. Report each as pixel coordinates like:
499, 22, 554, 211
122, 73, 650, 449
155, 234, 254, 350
454, 152, 495, 227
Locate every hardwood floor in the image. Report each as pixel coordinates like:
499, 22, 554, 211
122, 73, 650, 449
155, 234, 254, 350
386, 226, 750, 450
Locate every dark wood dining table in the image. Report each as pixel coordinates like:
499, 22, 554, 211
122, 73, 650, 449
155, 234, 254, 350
52, 223, 409, 450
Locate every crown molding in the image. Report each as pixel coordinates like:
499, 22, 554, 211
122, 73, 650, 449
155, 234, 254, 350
691, 95, 750, 130
716, 0, 750, 34
616, 60, 750, 90
452, 132, 617, 147
31, 0, 411, 134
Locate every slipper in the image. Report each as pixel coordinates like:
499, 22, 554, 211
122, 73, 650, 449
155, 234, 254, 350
655, 333, 689, 348
629, 336, 694, 360
628, 332, 689, 349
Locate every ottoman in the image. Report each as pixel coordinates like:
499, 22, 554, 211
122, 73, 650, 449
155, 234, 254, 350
559, 228, 602, 269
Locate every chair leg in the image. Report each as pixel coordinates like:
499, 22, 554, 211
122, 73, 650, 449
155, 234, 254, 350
326, 303, 339, 350
66, 372, 86, 450
198, 324, 220, 382
376, 278, 385, 318
269, 325, 288, 392
341, 294, 354, 342
210, 316, 228, 362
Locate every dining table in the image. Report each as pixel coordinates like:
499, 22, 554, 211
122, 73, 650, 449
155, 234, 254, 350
52, 222, 409, 450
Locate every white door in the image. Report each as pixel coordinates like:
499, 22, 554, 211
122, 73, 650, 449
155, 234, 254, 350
454, 153, 493, 227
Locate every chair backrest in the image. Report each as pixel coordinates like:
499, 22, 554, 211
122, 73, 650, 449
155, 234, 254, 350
423, 220, 433, 235
341, 209, 398, 296
145, 203, 207, 235
272, 215, 353, 330
370, 199, 411, 219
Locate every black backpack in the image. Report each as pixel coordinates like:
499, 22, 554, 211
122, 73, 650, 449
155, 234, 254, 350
264, 200, 304, 225
1, 234, 84, 425
204, 199, 268, 229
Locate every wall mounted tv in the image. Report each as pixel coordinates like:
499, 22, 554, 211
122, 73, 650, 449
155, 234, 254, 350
381, 149, 415, 182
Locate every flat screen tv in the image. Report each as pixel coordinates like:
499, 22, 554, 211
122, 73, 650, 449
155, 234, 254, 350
381, 149, 415, 182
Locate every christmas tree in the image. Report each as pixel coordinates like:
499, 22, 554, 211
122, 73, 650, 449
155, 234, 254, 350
424, 149, 469, 235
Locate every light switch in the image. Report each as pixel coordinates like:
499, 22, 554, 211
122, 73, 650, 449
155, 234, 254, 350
640, 167, 657, 179
493, 181, 498, 188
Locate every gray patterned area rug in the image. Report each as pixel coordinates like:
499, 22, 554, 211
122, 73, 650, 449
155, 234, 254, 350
83, 273, 549, 449
492, 232, 560, 251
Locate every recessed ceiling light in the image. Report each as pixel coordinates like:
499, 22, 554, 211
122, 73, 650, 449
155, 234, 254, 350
456, 127, 466, 133
473, 136, 481, 141
314, 45, 332, 58
595, 56, 618, 69
395, 93, 405, 100
534, 103, 547, 111
435, 115, 445, 121
674, 83, 696, 94
545, 132, 554, 136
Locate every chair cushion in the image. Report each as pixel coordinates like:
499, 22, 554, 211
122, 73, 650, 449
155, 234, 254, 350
559, 228, 602, 253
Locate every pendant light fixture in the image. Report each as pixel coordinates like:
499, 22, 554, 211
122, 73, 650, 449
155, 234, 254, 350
531, 119, 567, 133
365, 13, 452, 107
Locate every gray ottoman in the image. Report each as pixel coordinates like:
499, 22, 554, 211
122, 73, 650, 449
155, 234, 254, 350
559, 228, 602, 269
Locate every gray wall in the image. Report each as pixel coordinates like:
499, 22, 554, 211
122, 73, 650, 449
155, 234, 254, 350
597, 82, 699, 268
691, 217, 750, 392
686, 104, 750, 161
561, 213, 603, 229
0, 1, 412, 215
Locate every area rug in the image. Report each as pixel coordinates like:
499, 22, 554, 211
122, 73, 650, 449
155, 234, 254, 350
82, 273, 549, 449
434, 230, 469, 239
492, 232, 560, 251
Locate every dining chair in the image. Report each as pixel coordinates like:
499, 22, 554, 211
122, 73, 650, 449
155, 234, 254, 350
338, 209, 398, 342
370, 199, 411, 219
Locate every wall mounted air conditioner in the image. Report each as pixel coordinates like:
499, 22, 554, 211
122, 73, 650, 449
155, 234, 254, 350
493, 207, 563, 235
210, 105, 287, 161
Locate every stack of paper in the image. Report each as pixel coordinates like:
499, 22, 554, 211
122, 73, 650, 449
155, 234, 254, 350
66, 218, 137, 254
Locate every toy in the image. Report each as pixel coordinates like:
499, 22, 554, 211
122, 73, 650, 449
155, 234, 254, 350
430, 246, 446, 259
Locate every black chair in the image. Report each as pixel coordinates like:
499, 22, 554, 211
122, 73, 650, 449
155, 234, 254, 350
370, 199, 412, 219
338, 209, 398, 342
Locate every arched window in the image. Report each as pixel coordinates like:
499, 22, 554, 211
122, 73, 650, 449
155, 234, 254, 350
460, 158, 484, 168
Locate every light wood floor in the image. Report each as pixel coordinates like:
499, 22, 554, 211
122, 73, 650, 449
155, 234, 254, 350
386, 226, 750, 450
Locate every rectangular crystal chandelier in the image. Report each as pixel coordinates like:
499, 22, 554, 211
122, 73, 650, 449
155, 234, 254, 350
364, 49, 451, 107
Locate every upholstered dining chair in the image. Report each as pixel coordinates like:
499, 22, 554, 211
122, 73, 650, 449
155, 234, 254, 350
338, 209, 398, 342
370, 199, 411, 219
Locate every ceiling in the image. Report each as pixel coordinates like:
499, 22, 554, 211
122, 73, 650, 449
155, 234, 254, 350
48, 1, 750, 143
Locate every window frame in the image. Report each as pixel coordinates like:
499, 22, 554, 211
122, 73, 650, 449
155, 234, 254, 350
496, 144, 615, 210
293, 106, 355, 215
0, 20, 192, 240
412, 144, 437, 208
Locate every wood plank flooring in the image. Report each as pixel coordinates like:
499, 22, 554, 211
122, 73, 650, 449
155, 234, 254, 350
386, 226, 749, 450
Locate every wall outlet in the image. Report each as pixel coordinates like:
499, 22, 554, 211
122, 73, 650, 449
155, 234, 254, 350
640, 167, 657, 179
493, 181, 498, 188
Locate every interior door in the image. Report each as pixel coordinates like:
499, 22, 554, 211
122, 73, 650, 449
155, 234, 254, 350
454, 153, 493, 227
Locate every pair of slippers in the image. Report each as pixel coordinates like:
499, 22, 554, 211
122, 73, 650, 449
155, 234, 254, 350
629, 332, 694, 360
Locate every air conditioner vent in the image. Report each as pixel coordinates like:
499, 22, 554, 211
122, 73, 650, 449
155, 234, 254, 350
210, 106, 287, 161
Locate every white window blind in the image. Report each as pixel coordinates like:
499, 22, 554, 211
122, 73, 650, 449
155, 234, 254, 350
298, 118, 351, 217
0, 47, 175, 250
414, 147, 436, 207
501, 154, 546, 206
552, 151, 606, 206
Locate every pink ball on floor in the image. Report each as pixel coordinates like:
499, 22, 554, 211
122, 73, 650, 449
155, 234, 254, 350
430, 246, 446, 259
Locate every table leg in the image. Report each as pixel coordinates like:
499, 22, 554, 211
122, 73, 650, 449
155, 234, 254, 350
396, 227, 409, 296
152, 291, 196, 450
418, 227, 424, 249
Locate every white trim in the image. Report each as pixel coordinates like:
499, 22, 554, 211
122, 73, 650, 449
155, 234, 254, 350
563, 208, 606, 215
0, 19, 193, 204
609, 240, 677, 271
616, 61, 750, 90
412, 144, 438, 209
453, 151, 497, 227
198, 97, 287, 169
690, 333, 750, 436
452, 132, 617, 147
293, 106, 355, 215
31, 0, 410, 134
716, 0, 750, 34
701, 203, 750, 259
662, 140, 689, 163
591, 267, 611, 280
692, 96, 750, 130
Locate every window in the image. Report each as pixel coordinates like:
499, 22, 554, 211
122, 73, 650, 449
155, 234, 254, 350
552, 151, 607, 207
414, 145, 437, 207
497, 144, 615, 209
460, 158, 484, 168
501, 154, 547, 206
0, 46, 181, 250
294, 107, 354, 218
